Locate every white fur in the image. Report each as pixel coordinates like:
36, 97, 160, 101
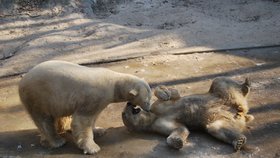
19, 60, 152, 154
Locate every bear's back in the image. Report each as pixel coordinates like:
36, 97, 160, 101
18, 60, 121, 116
20, 60, 122, 90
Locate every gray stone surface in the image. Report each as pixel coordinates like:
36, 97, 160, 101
0, 47, 280, 158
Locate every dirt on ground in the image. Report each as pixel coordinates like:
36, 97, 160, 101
1, 47, 280, 158
0, 0, 280, 158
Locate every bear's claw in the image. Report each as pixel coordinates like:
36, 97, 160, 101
233, 136, 247, 151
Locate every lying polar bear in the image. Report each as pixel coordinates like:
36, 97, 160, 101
19, 60, 152, 154
122, 77, 254, 151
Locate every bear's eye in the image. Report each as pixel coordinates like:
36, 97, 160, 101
132, 107, 141, 115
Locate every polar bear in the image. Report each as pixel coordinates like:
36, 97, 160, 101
122, 78, 254, 151
18, 60, 152, 154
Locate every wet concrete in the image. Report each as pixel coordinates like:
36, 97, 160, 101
0, 47, 280, 157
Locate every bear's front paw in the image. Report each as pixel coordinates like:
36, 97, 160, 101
166, 135, 184, 150
154, 85, 171, 101
81, 141, 101, 155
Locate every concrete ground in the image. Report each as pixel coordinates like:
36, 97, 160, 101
1, 0, 280, 78
1, 0, 280, 157
0, 47, 280, 158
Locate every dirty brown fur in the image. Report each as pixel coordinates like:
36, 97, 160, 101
122, 77, 254, 150
209, 77, 253, 121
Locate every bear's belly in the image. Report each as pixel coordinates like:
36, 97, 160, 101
179, 105, 208, 129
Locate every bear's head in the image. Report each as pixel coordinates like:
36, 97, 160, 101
127, 80, 152, 112
122, 102, 156, 132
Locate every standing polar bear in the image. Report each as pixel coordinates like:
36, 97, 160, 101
18, 60, 152, 154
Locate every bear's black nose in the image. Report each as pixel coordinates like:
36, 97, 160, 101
132, 107, 141, 115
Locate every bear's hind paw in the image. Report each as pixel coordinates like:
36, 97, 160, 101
233, 136, 247, 151
166, 136, 184, 150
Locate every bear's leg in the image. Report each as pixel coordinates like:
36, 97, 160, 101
55, 117, 106, 138
152, 118, 189, 149
206, 120, 246, 151
29, 111, 66, 148
71, 113, 100, 155
166, 126, 190, 149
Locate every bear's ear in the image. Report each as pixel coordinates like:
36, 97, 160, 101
129, 89, 138, 97
241, 78, 250, 96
